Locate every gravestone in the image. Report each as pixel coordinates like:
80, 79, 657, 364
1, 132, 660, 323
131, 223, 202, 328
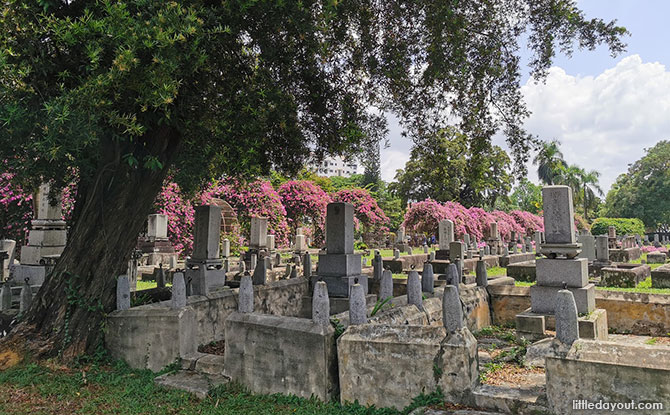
19, 280, 32, 313
555, 289, 579, 346
222, 239, 230, 258
250, 217, 268, 249
407, 270, 423, 310
595, 235, 610, 265
312, 281, 330, 325
295, 234, 308, 253
0, 282, 11, 310
171, 273, 186, 309
517, 185, 605, 342
1, 240, 16, 280
421, 263, 434, 294
317, 203, 365, 297
239, 275, 253, 313
187, 205, 225, 296
303, 252, 312, 279
379, 269, 393, 300
475, 260, 488, 287
372, 251, 383, 280
438, 220, 454, 249
577, 233, 596, 262
442, 285, 463, 333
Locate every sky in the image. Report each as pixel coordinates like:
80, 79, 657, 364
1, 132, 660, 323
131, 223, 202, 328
379, 0, 670, 193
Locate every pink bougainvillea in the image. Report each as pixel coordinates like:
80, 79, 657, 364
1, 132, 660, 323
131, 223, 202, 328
202, 178, 290, 247
0, 173, 32, 245
510, 210, 544, 236
403, 199, 543, 241
154, 181, 195, 255
278, 180, 330, 246
332, 188, 390, 242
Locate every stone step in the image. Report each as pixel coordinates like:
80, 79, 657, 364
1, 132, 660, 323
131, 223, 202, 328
472, 384, 548, 415
180, 352, 225, 376
154, 370, 229, 399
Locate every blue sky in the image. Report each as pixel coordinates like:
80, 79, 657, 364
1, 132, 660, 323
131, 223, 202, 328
380, 0, 670, 193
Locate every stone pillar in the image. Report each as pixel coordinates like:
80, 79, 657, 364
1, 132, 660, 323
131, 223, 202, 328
266, 234, 275, 252
555, 289, 579, 346
349, 284, 367, 325
312, 281, 330, 325
421, 263, 434, 294
0, 282, 11, 310
393, 249, 400, 260
407, 270, 423, 310
303, 252, 312, 279
116, 275, 130, 311
239, 275, 253, 313
444, 263, 460, 292
442, 285, 463, 333
595, 235, 610, 264
249, 217, 268, 249
372, 251, 383, 280
156, 264, 166, 288
380, 269, 393, 300
578, 233, 596, 262
475, 260, 488, 287
147, 214, 168, 239
171, 272, 186, 309
222, 239, 230, 258
252, 256, 266, 285
191, 205, 222, 260
317, 203, 365, 297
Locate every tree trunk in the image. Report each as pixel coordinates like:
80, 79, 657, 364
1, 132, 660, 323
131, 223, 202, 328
1, 127, 180, 363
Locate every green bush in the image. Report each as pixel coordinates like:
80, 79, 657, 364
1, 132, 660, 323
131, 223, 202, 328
354, 241, 368, 250
591, 217, 645, 236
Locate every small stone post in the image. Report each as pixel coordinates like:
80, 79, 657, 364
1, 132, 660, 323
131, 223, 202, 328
0, 282, 11, 310
19, 280, 32, 313
239, 274, 254, 313
252, 257, 267, 285
250, 253, 257, 272
380, 269, 394, 300
393, 249, 400, 260
407, 270, 423, 310
421, 263, 434, 294
475, 260, 488, 287
156, 263, 166, 288
312, 281, 330, 325
303, 252, 312, 279
349, 283, 367, 325
555, 288, 580, 346
222, 239, 230, 258
372, 251, 383, 280
442, 285, 464, 333
171, 272, 186, 309
446, 263, 460, 292
116, 275, 130, 311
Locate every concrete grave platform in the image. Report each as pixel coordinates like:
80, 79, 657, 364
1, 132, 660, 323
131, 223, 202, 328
599, 263, 650, 288
651, 264, 670, 288
530, 283, 595, 314
516, 307, 608, 342
647, 252, 667, 264
546, 339, 670, 414
223, 312, 338, 401
505, 261, 536, 282
338, 325, 478, 410
498, 252, 535, 267
609, 246, 642, 262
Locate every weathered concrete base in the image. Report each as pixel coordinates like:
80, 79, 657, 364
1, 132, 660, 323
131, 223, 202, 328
223, 312, 338, 401
516, 308, 608, 342
106, 306, 197, 372
651, 264, 670, 288
498, 253, 535, 267
600, 263, 650, 288
546, 339, 670, 414
609, 246, 642, 262
472, 384, 549, 415
505, 261, 536, 282
338, 325, 478, 410
530, 283, 595, 314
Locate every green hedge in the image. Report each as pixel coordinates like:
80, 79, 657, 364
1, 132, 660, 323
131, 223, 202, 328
590, 217, 645, 236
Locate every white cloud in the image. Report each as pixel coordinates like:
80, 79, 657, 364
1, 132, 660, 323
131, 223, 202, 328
522, 54, 670, 192
380, 148, 410, 182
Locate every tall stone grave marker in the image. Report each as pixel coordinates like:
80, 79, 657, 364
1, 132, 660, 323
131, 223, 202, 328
317, 203, 365, 297
187, 205, 226, 295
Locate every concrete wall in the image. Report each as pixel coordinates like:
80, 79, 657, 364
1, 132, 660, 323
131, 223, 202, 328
224, 312, 338, 401
489, 284, 670, 336
338, 325, 478, 409
546, 340, 670, 414
105, 278, 309, 371
106, 307, 196, 372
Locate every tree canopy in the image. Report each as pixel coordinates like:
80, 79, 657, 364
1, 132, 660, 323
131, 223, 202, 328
603, 140, 670, 230
391, 127, 512, 208
0, 0, 628, 359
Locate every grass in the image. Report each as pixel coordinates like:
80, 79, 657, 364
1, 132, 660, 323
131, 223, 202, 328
0, 360, 444, 415
630, 253, 666, 270
487, 266, 507, 277
135, 280, 158, 290
514, 276, 670, 295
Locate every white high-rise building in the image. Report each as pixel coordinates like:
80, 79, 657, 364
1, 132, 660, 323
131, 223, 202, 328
308, 155, 359, 178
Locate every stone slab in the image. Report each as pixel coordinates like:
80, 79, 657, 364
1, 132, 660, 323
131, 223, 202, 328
338, 325, 478, 410
535, 258, 588, 288
317, 253, 362, 277
223, 312, 337, 401
154, 370, 229, 400
530, 284, 595, 314
10, 264, 47, 286
326, 203, 354, 255
651, 264, 670, 288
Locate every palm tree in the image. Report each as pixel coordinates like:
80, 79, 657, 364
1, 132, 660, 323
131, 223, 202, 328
579, 169, 604, 220
557, 164, 585, 203
533, 140, 567, 185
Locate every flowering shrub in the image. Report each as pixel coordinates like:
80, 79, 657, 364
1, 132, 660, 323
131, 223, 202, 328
202, 178, 290, 247
642, 245, 668, 254
403, 199, 543, 241
332, 188, 389, 243
0, 173, 32, 244
154, 181, 195, 255
510, 210, 544, 236
278, 180, 330, 246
